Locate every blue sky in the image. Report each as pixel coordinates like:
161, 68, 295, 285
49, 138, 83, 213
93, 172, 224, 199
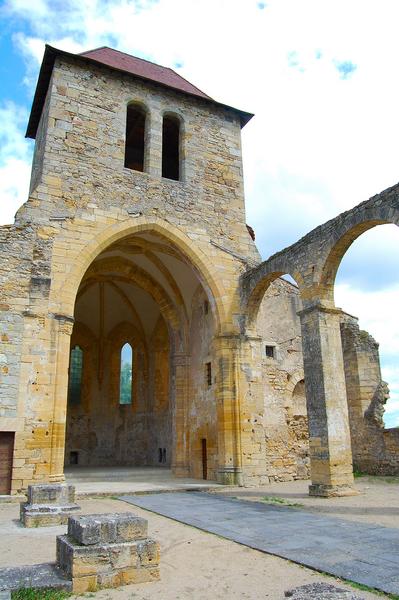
0, 0, 398, 425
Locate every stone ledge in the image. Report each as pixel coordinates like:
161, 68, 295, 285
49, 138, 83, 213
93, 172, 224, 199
0, 563, 71, 593
67, 512, 148, 545
20, 483, 80, 527
27, 483, 76, 505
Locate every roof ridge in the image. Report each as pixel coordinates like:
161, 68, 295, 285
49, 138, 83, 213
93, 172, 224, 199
80, 46, 212, 99
78, 46, 108, 55
81, 46, 173, 72
26, 44, 253, 139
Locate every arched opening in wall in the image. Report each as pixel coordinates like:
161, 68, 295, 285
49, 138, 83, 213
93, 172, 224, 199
124, 103, 146, 172
162, 114, 180, 181
64, 230, 218, 481
330, 223, 399, 474
250, 272, 310, 482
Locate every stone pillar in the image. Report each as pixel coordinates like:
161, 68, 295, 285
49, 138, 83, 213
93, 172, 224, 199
214, 334, 243, 485
57, 513, 160, 593
239, 334, 268, 486
171, 352, 190, 477
49, 314, 74, 483
146, 111, 162, 178
298, 303, 355, 497
20, 483, 80, 527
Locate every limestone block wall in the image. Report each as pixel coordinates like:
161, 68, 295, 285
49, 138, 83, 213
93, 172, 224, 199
256, 281, 399, 482
256, 278, 309, 482
341, 315, 399, 475
188, 286, 218, 480
0, 50, 268, 491
19, 54, 260, 266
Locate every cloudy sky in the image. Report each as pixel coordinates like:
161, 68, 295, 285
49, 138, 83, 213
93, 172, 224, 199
1, 0, 398, 425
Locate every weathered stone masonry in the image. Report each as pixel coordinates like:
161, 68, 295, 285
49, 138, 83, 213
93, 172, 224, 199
0, 43, 398, 497
242, 184, 399, 494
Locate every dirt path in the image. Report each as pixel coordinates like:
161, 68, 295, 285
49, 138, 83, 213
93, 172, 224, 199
214, 476, 399, 529
0, 494, 388, 599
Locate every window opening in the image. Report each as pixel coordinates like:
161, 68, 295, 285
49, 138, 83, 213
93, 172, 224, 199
205, 362, 212, 387
120, 343, 133, 405
162, 115, 180, 180
265, 345, 275, 359
68, 345, 83, 405
124, 105, 146, 172
69, 451, 79, 465
201, 438, 207, 479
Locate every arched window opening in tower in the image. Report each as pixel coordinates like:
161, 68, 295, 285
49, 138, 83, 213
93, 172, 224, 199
68, 345, 83, 405
124, 104, 146, 172
120, 343, 133, 405
162, 115, 180, 180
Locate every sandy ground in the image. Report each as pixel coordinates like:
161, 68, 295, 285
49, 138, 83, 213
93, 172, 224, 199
214, 475, 399, 529
0, 481, 393, 600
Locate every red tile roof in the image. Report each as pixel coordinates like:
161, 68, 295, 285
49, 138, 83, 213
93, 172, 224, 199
80, 47, 212, 100
26, 45, 253, 138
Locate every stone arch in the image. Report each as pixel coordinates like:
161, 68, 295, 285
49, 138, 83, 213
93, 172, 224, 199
286, 369, 305, 395
242, 255, 304, 331
50, 217, 227, 332
321, 220, 390, 302
84, 256, 183, 348
292, 378, 307, 417
319, 201, 399, 303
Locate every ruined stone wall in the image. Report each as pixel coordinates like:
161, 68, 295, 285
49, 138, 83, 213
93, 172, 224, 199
341, 315, 399, 475
257, 278, 309, 481
0, 51, 266, 491
188, 286, 218, 480
0, 226, 34, 427
256, 283, 399, 482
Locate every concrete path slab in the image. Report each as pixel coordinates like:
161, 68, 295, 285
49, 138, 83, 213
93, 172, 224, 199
0, 563, 71, 592
120, 491, 399, 596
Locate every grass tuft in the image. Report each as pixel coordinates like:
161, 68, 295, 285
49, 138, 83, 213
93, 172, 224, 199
11, 588, 71, 600
260, 496, 303, 508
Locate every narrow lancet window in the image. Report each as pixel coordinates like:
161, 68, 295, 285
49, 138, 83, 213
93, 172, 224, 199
162, 115, 180, 180
68, 345, 83, 405
124, 104, 146, 172
119, 343, 133, 405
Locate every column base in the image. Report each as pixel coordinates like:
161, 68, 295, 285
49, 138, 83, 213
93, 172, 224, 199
309, 483, 359, 498
49, 473, 66, 483
171, 463, 191, 478
217, 467, 243, 486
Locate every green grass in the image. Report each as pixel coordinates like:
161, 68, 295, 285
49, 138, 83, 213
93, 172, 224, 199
316, 571, 399, 599
353, 468, 366, 478
260, 495, 303, 508
352, 470, 399, 484
345, 579, 399, 599
11, 588, 71, 600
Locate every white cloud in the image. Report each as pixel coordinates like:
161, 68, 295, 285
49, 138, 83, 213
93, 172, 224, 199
0, 102, 32, 224
1, 0, 399, 424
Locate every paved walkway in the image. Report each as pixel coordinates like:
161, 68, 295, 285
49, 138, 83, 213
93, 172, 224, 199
0, 563, 71, 593
120, 491, 399, 596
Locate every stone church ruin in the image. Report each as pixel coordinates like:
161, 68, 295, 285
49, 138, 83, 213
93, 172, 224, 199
0, 44, 398, 498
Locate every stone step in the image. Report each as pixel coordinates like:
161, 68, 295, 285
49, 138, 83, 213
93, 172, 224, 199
0, 563, 72, 593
